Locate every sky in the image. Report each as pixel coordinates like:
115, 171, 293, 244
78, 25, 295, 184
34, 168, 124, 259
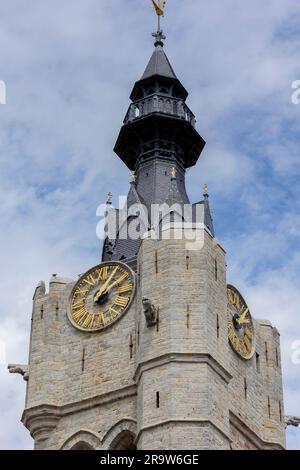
0, 0, 300, 450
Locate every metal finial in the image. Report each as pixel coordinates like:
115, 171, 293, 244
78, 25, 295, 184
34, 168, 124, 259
152, 29, 166, 47
151, 2, 167, 46
131, 171, 137, 183
171, 167, 176, 179
203, 184, 209, 197
106, 192, 113, 204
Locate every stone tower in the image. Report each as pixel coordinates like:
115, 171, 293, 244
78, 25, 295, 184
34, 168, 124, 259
9, 29, 286, 450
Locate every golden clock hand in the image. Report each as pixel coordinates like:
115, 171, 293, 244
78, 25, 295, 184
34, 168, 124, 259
96, 266, 119, 298
102, 272, 128, 295
236, 307, 249, 325
237, 318, 250, 325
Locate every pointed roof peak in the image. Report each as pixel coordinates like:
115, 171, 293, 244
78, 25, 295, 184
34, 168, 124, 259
130, 28, 188, 101
141, 35, 177, 81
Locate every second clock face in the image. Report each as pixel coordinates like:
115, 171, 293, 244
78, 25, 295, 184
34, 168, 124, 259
227, 285, 255, 360
68, 262, 135, 332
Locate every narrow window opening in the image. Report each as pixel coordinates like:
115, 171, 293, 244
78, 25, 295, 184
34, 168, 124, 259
81, 348, 86, 372
279, 401, 282, 422
268, 396, 271, 418
155, 250, 158, 274
275, 347, 279, 367
244, 378, 247, 400
156, 391, 160, 408
187, 304, 190, 329
156, 308, 160, 332
129, 334, 133, 359
217, 314, 220, 339
215, 259, 218, 281
137, 323, 140, 346
137, 264, 141, 287
55, 301, 59, 318
265, 342, 269, 363
186, 254, 190, 270
40, 305, 44, 320
256, 353, 260, 373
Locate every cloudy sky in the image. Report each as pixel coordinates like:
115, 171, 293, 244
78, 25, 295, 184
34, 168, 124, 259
0, 0, 300, 449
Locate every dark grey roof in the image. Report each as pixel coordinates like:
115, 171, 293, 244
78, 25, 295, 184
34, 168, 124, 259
141, 45, 177, 80
165, 176, 185, 208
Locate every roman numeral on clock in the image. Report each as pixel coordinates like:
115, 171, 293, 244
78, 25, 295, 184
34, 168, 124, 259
96, 267, 108, 282
74, 288, 89, 297
72, 298, 86, 309
83, 274, 96, 287
96, 312, 105, 328
114, 296, 129, 307
118, 283, 133, 294
81, 313, 94, 329
72, 307, 87, 322
109, 307, 120, 320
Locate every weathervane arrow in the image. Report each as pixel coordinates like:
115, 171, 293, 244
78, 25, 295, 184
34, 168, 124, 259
151, 0, 167, 17
151, 1, 167, 35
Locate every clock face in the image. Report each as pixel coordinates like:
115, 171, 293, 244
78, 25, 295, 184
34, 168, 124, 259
227, 285, 255, 360
68, 262, 135, 332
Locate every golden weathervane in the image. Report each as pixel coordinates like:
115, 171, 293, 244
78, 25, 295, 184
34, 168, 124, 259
151, 0, 167, 17
151, 1, 167, 31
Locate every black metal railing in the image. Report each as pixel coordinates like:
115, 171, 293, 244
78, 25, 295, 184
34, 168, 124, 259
124, 94, 196, 127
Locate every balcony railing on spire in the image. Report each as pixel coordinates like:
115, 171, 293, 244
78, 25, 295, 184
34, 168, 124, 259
124, 93, 196, 127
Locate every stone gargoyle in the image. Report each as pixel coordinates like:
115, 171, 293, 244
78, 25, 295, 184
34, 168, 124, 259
142, 297, 157, 328
285, 416, 300, 428
8, 364, 29, 381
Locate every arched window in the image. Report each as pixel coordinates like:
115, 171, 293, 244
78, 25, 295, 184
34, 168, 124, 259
109, 431, 136, 450
60, 430, 101, 450
71, 441, 94, 450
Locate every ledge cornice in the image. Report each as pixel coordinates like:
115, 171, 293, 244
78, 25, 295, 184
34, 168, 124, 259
230, 411, 285, 450
22, 384, 137, 442
134, 352, 232, 384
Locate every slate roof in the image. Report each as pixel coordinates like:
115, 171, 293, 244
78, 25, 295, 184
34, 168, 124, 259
141, 44, 177, 80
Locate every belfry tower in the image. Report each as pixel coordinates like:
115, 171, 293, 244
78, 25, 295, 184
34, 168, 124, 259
9, 23, 286, 451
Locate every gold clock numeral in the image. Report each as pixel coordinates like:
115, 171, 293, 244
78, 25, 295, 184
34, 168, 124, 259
245, 327, 253, 339
83, 274, 96, 287
72, 306, 87, 322
118, 283, 133, 294
228, 289, 239, 308
244, 335, 252, 352
232, 336, 239, 350
114, 296, 130, 308
109, 307, 120, 321
72, 298, 86, 309
96, 312, 106, 328
96, 267, 108, 282
74, 288, 89, 297
77, 311, 89, 326
82, 313, 94, 329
